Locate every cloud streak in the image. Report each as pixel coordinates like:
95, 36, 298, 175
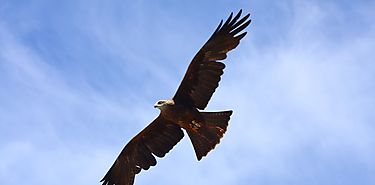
1, 0, 374, 185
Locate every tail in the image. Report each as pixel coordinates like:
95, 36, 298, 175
186, 110, 233, 160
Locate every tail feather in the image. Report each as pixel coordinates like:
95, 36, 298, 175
186, 110, 233, 160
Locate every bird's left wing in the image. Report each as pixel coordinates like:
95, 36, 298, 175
173, 10, 251, 110
101, 115, 184, 185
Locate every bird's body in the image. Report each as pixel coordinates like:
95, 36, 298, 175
157, 100, 201, 129
101, 10, 251, 185
156, 100, 232, 158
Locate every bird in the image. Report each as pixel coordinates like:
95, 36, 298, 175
101, 10, 251, 185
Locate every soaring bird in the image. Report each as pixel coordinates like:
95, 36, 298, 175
101, 10, 251, 185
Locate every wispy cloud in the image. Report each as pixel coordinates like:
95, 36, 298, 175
1, 0, 374, 185
216, 1, 375, 184
0, 16, 155, 185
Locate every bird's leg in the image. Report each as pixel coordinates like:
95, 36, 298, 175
189, 120, 201, 131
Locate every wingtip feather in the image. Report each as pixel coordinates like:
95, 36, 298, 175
228, 9, 243, 27
223, 12, 234, 27
214, 19, 223, 33
235, 32, 247, 40
231, 19, 251, 36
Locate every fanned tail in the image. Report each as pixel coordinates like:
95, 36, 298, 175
186, 110, 233, 160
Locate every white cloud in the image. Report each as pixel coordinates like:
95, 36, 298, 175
0, 21, 157, 185
1, 0, 375, 185
212, 1, 375, 184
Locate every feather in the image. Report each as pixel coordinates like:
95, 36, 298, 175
173, 10, 251, 109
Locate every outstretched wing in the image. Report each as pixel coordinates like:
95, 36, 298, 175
101, 115, 184, 185
173, 10, 251, 110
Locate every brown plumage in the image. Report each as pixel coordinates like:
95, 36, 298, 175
101, 10, 251, 185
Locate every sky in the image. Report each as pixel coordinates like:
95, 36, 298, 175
1, 0, 375, 185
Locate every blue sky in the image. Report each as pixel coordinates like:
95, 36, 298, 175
1, 0, 375, 185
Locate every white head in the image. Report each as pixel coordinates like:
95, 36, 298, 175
154, 99, 175, 110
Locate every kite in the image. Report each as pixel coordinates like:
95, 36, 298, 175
101, 10, 251, 185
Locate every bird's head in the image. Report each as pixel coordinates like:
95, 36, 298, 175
154, 99, 175, 109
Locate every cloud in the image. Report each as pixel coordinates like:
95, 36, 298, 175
0, 19, 155, 185
216, 1, 375, 184
1, 0, 375, 185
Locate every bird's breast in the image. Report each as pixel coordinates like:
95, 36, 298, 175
161, 105, 201, 128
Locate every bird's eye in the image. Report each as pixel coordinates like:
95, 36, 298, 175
157, 101, 164, 104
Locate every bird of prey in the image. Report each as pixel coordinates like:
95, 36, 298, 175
101, 10, 251, 185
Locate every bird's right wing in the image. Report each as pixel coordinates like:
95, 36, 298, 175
101, 115, 184, 185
